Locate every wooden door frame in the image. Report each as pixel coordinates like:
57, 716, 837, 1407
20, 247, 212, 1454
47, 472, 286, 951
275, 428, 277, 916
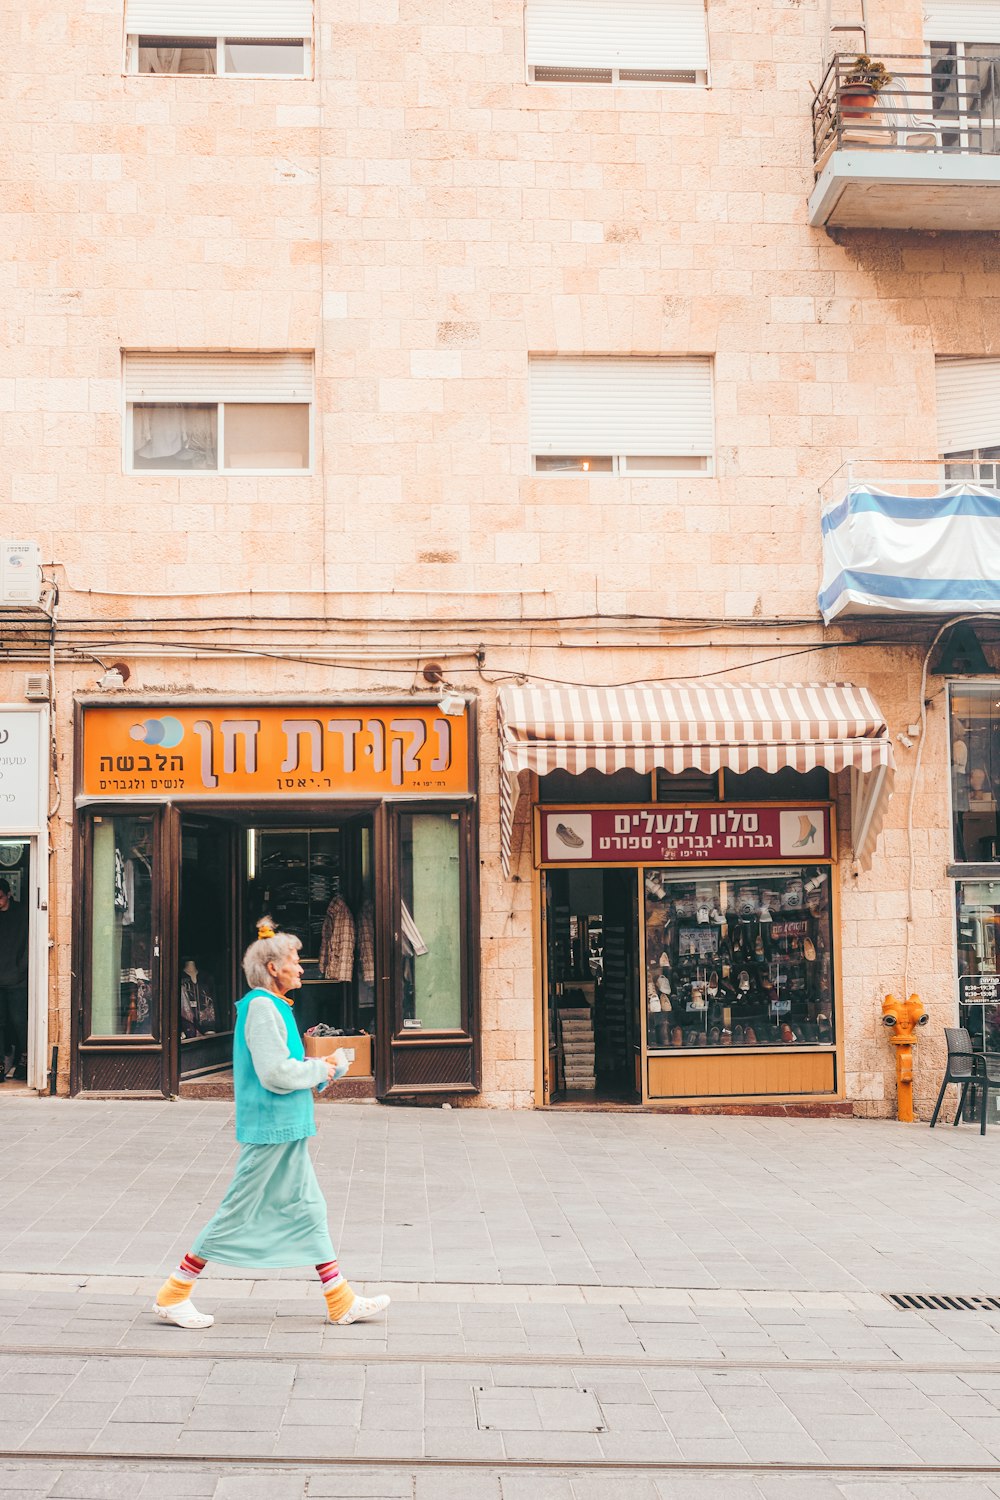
71, 802, 175, 1097
378, 797, 480, 1099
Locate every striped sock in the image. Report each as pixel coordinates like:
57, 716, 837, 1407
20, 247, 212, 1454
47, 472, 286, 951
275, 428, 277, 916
316, 1260, 354, 1322
156, 1252, 207, 1308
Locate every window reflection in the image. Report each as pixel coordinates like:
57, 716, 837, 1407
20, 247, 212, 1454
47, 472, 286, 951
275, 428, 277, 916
400, 812, 462, 1030
951, 685, 1000, 862
224, 41, 305, 74
956, 879, 1000, 1051
90, 815, 155, 1037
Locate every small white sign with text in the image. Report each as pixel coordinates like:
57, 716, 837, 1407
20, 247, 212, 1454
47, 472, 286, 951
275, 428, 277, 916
0, 710, 45, 831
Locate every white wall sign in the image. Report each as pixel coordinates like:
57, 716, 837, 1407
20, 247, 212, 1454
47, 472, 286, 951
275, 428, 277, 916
0, 710, 46, 831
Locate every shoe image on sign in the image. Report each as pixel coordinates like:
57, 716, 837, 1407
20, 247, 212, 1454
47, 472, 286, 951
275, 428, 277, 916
555, 823, 585, 848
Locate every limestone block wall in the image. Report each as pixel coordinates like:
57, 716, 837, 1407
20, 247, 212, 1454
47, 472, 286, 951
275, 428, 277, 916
1, 0, 986, 1110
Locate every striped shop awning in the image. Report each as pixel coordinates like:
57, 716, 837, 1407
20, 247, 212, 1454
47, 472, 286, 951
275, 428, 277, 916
497, 681, 895, 877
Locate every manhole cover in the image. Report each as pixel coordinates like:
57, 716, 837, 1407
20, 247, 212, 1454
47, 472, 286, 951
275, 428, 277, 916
475, 1384, 605, 1432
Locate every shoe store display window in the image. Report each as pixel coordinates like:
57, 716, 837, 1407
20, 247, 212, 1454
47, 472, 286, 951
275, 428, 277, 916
644, 866, 834, 1052
537, 795, 841, 1107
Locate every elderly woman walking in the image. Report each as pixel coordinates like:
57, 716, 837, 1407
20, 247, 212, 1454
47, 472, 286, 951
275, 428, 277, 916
153, 918, 389, 1331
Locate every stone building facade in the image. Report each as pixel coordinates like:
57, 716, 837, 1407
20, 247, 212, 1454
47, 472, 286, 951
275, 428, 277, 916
2, 0, 993, 1115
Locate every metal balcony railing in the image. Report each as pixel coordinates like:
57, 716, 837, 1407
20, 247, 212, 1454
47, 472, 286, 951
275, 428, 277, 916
818, 459, 1000, 510
813, 52, 1000, 171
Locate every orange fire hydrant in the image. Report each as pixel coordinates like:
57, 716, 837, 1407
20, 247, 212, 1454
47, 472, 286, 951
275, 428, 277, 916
882, 993, 929, 1122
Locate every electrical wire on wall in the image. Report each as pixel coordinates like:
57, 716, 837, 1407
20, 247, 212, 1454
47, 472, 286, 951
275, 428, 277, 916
41, 575, 61, 828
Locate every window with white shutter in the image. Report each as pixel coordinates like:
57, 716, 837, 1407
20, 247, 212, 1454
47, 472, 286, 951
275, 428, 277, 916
937, 357, 1000, 484
125, 1, 312, 75
525, 0, 709, 85
123, 352, 314, 475
529, 357, 714, 475
921, 1, 1000, 153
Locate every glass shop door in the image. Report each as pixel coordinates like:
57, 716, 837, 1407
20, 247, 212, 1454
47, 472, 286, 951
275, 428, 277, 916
380, 801, 479, 1098
177, 815, 239, 1081
74, 805, 172, 1096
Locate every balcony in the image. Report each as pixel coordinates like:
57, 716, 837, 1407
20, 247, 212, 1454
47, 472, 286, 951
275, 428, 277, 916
810, 54, 1000, 230
818, 462, 1000, 622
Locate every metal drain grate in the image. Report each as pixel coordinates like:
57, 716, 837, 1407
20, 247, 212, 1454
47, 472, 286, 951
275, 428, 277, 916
885, 1292, 1000, 1312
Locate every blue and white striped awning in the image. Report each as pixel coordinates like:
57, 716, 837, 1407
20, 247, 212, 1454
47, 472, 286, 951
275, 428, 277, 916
820, 484, 1000, 622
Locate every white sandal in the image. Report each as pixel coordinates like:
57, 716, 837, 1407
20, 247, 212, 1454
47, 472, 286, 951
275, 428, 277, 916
334, 1293, 391, 1325
153, 1299, 214, 1329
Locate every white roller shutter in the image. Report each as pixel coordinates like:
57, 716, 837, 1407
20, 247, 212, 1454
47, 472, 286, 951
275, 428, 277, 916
125, 0, 312, 37
936, 357, 1000, 452
526, 0, 708, 72
923, 0, 1000, 41
124, 352, 314, 402
529, 357, 714, 457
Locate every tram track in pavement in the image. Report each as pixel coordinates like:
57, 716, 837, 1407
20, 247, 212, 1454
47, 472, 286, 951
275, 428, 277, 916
2, 1339, 1000, 1374
0, 1450, 998, 1477
5, 1344, 1000, 1374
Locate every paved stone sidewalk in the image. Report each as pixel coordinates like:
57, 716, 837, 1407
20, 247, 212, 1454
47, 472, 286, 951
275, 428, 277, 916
2, 1099, 999, 1496
3, 1284, 1000, 1369
1, 1338, 1000, 1468
1, 1101, 997, 1292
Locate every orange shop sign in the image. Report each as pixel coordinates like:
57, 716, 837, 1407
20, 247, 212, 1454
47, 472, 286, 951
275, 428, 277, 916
81, 705, 470, 798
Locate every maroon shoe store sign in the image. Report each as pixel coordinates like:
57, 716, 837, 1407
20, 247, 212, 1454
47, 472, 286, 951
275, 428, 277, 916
539, 805, 831, 864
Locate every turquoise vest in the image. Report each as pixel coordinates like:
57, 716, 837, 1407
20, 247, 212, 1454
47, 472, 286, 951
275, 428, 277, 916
233, 988, 316, 1145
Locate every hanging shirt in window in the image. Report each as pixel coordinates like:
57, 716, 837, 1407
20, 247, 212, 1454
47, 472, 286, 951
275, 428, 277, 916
319, 896, 355, 982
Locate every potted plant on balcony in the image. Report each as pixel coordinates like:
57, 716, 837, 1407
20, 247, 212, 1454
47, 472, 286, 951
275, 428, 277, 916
839, 54, 893, 119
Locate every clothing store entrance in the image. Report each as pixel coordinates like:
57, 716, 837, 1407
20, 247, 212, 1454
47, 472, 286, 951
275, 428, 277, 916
73, 700, 480, 1101
543, 868, 640, 1104
74, 802, 479, 1102
177, 810, 376, 1083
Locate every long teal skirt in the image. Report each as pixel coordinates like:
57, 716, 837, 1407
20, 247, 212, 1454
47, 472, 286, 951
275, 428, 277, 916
192, 1138, 335, 1269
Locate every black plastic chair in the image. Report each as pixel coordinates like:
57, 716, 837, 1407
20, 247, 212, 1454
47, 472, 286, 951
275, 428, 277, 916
929, 1027, 1000, 1134
930, 1028, 977, 1129
976, 1053, 1000, 1135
